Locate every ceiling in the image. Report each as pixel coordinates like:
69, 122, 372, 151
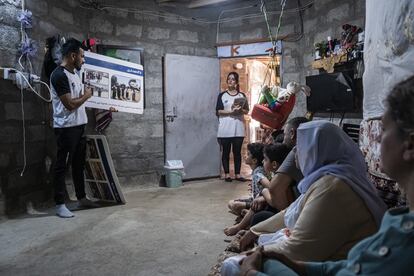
79, 0, 306, 23
156, 0, 245, 9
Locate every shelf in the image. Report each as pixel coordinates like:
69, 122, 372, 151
311, 54, 348, 73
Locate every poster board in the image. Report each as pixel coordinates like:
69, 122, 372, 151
81, 51, 144, 114
85, 135, 126, 204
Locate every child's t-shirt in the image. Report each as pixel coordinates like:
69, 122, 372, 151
251, 166, 267, 198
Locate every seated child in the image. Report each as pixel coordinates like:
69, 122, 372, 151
227, 143, 268, 217
224, 143, 291, 236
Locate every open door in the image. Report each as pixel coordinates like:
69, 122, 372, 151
164, 54, 220, 180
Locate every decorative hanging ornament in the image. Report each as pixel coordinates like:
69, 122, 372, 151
21, 38, 38, 57
17, 9, 33, 28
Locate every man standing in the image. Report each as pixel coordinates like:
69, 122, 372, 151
50, 38, 96, 218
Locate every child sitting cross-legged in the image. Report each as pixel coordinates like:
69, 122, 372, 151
224, 143, 291, 236
227, 143, 268, 218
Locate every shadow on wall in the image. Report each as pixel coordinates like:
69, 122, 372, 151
0, 79, 55, 217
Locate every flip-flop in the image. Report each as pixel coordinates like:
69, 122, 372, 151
225, 177, 232, 182
235, 177, 248, 182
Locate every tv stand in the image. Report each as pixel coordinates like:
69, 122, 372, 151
311, 53, 348, 73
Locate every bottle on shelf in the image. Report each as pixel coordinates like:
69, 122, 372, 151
327, 36, 334, 56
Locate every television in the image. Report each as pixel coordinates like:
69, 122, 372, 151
306, 71, 360, 113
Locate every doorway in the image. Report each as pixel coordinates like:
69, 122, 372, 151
219, 55, 281, 178
164, 54, 220, 180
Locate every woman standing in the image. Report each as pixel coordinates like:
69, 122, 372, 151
216, 72, 249, 182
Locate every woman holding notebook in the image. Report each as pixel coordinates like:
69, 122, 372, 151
216, 72, 249, 182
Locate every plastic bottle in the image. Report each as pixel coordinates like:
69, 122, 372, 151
327, 36, 334, 56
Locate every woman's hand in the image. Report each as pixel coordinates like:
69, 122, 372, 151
261, 251, 307, 276
240, 247, 263, 276
217, 109, 237, 116
232, 105, 243, 115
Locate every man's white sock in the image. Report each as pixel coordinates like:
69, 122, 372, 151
56, 204, 74, 218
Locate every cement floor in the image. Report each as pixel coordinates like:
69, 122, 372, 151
0, 178, 247, 276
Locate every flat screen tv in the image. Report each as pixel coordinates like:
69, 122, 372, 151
306, 71, 359, 113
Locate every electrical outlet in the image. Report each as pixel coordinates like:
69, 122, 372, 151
15, 72, 29, 89
30, 74, 40, 82
1, 68, 16, 80
1, 69, 40, 90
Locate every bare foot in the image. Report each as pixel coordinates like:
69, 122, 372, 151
224, 225, 240, 236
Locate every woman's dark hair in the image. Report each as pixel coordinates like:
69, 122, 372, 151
264, 143, 291, 165
61, 38, 82, 57
227, 71, 239, 84
247, 143, 265, 165
386, 76, 414, 136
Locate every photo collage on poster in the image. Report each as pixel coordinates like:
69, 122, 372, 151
84, 69, 110, 99
85, 135, 126, 204
81, 51, 144, 114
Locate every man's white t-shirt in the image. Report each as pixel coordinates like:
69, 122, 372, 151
50, 66, 87, 128
216, 91, 248, 138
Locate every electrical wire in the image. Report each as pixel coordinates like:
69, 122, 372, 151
78, 0, 314, 25
10, 0, 51, 177
79, 0, 313, 46
19, 0, 27, 176
275, 0, 287, 41
0, 67, 52, 102
19, 85, 27, 176
215, 0, 312, 44
0, 67, 51, 178
284, 0, 305, 42
216, 4, 258, 44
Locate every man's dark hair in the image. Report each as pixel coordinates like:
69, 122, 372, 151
271, 129, 284, 143
247, 143, 265, 165
286, 117, 309, 130
61, 38, 82, 57
386, 75, 414, 136
264, 143, 291, 164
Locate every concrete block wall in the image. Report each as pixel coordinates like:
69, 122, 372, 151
0, 0, 217, 215
0, 0, 365, 216
0, 0, 54, 216
292, 0, 366, 119
0, 78, 54, 216
80, 1, 217, 189
218, 0, 365, 118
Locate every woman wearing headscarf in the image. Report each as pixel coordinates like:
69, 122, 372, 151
238, 76, 414, 276
221, 120, 387, 275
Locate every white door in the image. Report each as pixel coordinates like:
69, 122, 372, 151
164, 54, 220, 179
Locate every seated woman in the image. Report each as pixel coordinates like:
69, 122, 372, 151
239, 76, 414, 276
221, 120, 387, 275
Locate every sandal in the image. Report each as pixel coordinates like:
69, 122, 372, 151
225, 177, 232, 182
235, 177, 248, 182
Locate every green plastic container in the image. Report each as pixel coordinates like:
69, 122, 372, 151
165, 169, 183, 188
